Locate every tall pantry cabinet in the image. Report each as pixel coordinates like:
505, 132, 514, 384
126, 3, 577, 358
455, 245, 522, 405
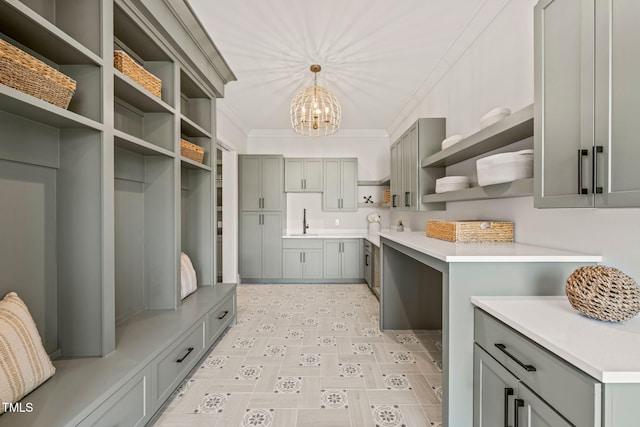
0, 0, 236, 425
535, 0, 640, 207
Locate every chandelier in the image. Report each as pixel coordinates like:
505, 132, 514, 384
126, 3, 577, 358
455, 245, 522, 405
290, 64, 341, 136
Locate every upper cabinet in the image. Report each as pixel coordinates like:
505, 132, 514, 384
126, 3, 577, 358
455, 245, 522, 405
391, 118, 445, 211
323, 158, 357, 211
535, 0, 640, 208
285, 158, 323, 192
240, 155, 285, 211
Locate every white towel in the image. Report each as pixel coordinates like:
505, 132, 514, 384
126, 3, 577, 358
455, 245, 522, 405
180, 252, 198, 299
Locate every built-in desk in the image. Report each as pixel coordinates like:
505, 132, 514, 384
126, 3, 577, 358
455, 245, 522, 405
378, 231, 601, 427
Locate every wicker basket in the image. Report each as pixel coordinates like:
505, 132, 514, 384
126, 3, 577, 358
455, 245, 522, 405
426, 220, 514, 243
0, 38, 76, 109
113, 50, 161, 98
383, 189, 391, 204
566, 266, 640, 322
180, 139, 204, 163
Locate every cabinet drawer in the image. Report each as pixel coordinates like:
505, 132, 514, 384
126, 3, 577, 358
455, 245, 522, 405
154, 322, 205, 405
208, 293, 235, 345
474, 309, 600, 427
78, 366, 150, 427
282, 238, 323, 249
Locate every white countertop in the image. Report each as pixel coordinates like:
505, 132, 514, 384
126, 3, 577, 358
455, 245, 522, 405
472, 296, 640, 383
283, 228, 383, 247
378, 231, 601, 263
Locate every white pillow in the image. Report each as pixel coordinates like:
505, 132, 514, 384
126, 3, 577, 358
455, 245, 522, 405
0, 292, 56, 413
180, 252, 198, 299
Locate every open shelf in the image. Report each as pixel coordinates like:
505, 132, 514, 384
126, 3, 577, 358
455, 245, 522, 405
181, 156, 212, 171
114, 70, 174, 114
181, 115, 212, 139
180, 69, 212, 134
422, 178, 533, 203
421, 104, 534, 168
358, 176, 391, 186
114, 129, 174, 158
0, 0, 102, 64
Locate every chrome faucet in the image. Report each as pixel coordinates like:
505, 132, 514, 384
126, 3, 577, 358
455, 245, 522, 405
303, 209, 309, 234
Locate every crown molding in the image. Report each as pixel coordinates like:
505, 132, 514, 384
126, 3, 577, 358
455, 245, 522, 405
386, 0, 512, 138
248, 129, 389, 139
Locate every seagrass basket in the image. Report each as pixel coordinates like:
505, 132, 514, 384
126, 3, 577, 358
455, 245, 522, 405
0, 38, 76, 109
566, 266, 640, 322
180, 139, 204, 163
113, 50, 161, 98
426, 220, 513, 243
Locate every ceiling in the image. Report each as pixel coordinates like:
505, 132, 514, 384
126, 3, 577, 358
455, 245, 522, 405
188, 0, 493, 134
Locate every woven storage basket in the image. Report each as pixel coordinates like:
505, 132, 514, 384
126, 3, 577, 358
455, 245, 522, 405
113, 50, 161, 98
383, 189, 391, 204
566, 266, 640, 322
426, 220, 513, 243
0, 38, 76, 109
181, 139, 204, 163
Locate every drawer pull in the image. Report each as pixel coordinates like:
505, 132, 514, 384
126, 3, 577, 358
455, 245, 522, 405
176, 347, 194, 363
495, 343, 536, 372
514, 398, 524, 427
504, 388, 514, 427
218, 310, 229, 320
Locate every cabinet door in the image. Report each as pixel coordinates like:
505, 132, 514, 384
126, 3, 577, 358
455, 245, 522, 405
364, 249, 372, 286
340, 159, 358, 211
240, 212, 262, 278
240, 156, 262, 211
390, 142, 401, 209
534, 0, 595, 208
595, 0, 640, 207
261, 156, 283, 211
282, 249, 303, 278
407, 124, 419, 210
516, 384, 572, 427
303, 249, 323, 279
261, 212, 282, 278
401, 131, 413, 210
473, 345, 519, 427
323, 159, 341, 211
285, 159, 304, 192
341, 239, 361, 279
323, 240, 342, 279
304, 159, 323, 192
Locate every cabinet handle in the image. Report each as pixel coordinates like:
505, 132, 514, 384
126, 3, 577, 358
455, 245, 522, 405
218, 310, 229, 320
495, 343, 536, 372
514, 398, 524, 427
176, 347, 194, 363
300, 252, 303, 263
578, 149, 589, 194
365, 254, 369, 266
504, 388, 514, 427
392, 194, 397, 208
592, 145, 603, 194
303, 178, 307, 189
303, 252, 306, 263
405, 191, 410, 207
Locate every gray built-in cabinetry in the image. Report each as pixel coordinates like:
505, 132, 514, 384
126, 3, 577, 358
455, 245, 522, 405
474, 309, 599, 427
0, 0, 236, 425
324, 239, 363, 280
239, 155, 285, 282
282, 239, 324, 279
390, 118, 445, 211
534, 0, 640, 207
285, 158, 323, 192
323, 158, 358, 211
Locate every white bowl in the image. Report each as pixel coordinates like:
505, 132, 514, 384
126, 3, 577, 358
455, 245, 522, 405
480, 107, 511, 129
441, 134, 464, 150
435, 176, 470, 193
476, 149, 533, 186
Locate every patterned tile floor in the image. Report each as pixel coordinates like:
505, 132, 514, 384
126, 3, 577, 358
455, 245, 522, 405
153, 284, 442, 427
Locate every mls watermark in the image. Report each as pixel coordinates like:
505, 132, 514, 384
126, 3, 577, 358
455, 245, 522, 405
2, 402, 34, 413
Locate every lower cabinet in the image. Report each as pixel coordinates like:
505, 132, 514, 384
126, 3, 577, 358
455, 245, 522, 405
240, 211, 283, 280
282, 238, 323, 279
474, 309, 599, 427
207, 292, 236, 346
78, 366, 151, 427
324, 239, 362, 280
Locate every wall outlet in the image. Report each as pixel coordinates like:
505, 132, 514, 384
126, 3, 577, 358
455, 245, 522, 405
334, 218, 340, 226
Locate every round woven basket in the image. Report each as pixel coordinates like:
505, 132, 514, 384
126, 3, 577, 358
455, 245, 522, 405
566, 266, 640, 322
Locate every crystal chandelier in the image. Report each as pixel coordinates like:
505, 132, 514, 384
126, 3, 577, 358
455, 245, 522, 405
290, 65, 341, 136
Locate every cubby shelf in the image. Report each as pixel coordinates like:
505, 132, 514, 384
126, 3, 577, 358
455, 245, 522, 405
181, 156, 212, 171
0, 85, 103, 130
357, 176, 390, 186
421, 178, 533, 203
114, 71, 174, 113
421, 104, 534, 168
114, 129, 175, 157
181, 115, 212, 138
